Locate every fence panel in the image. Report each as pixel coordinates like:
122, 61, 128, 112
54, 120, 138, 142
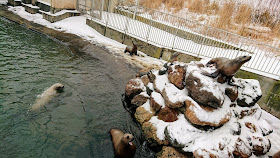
79, 0, 280, 80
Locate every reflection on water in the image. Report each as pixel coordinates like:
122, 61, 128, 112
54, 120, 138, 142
0, 17, 154, 157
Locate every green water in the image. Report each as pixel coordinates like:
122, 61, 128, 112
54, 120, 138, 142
0, 17, 154, 157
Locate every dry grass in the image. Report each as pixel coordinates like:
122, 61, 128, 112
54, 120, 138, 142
187, 0, 207, 14
234, 4, 252, 24
208, 1, 219, 14
164, 0, 185, 12
140, 0, 185, 12
136, 0, 280, 48
140, 0, 162, 9
214, 1, 235, 29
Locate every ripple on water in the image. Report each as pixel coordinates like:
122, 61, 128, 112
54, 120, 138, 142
0, 16, 155, 157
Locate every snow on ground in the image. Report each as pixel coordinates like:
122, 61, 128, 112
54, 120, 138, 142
6, 6, 280, 156
7, 6, 165, 70
0, 0, 7, 5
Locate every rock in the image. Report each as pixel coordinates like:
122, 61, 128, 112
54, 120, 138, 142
236, 79, 262, 107
161, 83, 188, 108
142, 122, 169, 146
157, 107, 178, 122
245, 122, 257, 133
193, 149, 219, 158
159, 65, 168, 75
153, 71, 170, 93
148, 70, 156, 83
233, 138, 252, 158
135, 101, 155, 125
258, 119, 273, 136
185, 99, 231, 127
168, 65, 186, 90
150, 91, 165, 112
131, 92, 149, 107
125, 78, 145, 99
165, 114, 206, 148
230, 122, 241, 135
157, 146, 188, 158
185, 72, 224, 109
250, 136, 271, 156
137, 68, 151, 77
141, 75, 150, 86
225, 87, 238, 102
233, 106, 259, 119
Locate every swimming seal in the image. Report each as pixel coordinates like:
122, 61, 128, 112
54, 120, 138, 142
124, 42, 137, 56
110, 129, 136, 158
31, 83, 64, 111
203, 56, 251, 86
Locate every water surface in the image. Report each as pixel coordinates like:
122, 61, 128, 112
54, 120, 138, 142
0, 17, 154, 157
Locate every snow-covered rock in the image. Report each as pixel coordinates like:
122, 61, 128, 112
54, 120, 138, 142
124, 59, 274, 157
185, 71, 225, 109
150, 91, 165, 112
134, 100, 155, 125
185, 97, 232, 127
167, 64, 186, 90
236, 79, 262, 107
125, 78, 146, 99
131, 92, 149, 107
157, 107, 178, 122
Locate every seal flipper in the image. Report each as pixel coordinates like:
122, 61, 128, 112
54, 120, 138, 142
203, 70, 219, 78
227, 76, 240, 87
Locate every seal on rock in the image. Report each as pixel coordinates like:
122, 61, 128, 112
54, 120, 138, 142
31, 83, 64, 111
110, 129, 136, 158
124, 42, 137, 56
203, 56, 251, 86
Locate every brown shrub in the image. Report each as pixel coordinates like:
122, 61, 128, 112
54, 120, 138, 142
234, 4, 252, 24
208, 0, 219, 14
187, 0, 210, 14
140, 0, 163, 9
164, 0, 185, 12
140, 0, 185, 12
214, 1, 235, 29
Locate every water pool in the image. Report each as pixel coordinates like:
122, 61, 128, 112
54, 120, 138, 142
0, 16, 154, 157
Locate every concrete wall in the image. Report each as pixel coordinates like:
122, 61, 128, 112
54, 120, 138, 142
86, 18, 280, 118
51, 0, 76, 9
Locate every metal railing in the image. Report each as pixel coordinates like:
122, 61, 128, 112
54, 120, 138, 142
78, 0, 280, 80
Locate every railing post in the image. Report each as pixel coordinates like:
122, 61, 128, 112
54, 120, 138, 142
133, 0, 138, 20
236, 37, 244, 58
197, 26, 209, 57
100, 0, 104, 20
76, 0, 79, 12
146, 12, 153, 42
105, 0, 111, 27
90, 0, 94, 18
171, 19, 180, 50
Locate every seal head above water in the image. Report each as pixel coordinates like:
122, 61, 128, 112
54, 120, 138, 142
31, 83, 64, 111
110, 129, 136, 158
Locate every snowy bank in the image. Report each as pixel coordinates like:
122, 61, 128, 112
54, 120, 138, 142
125, 59, 280, 157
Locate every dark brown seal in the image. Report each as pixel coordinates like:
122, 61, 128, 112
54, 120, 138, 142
110, 129, 136, 158
274, 151, 280, 158
124, 42, 137, 56
203, 56, 251, 86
